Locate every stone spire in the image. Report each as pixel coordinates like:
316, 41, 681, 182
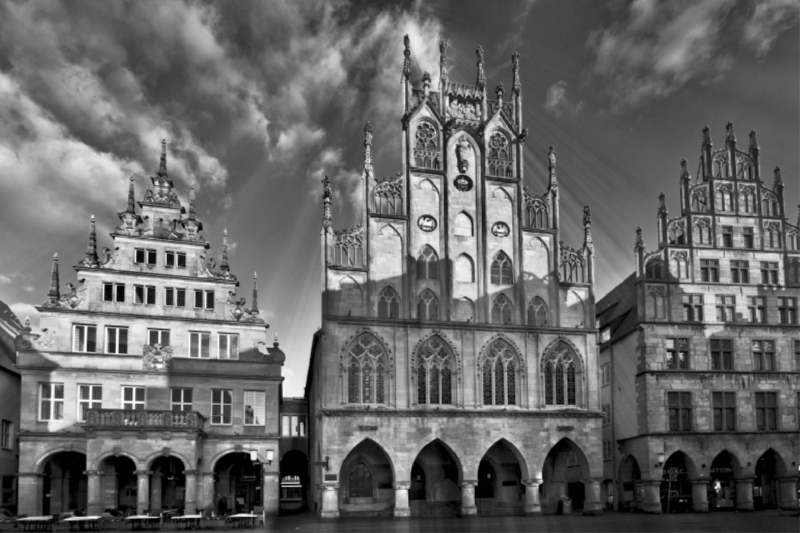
583, 206, 593, 250
82, 215, 99, 266
188, 183, 197, 220
158, 138, 168, 176
476, 45, 486, 89
680, 158, 690, 182
47, 253, 60, 305
439, 40, 448, 86
702, 125, 712, 150
658, 192, 668, 215
402, 34, 411, 82
511, 52, 521, 96
251, 272, 260, 316
364, 122, 373, 179
725, 121, 736, 148
548, 146, 557, 188
126, 175, 136, 213
634, 227, 645, 252
181, 182, 203, 241
322, 175, 332, 230
220, 229, 230, 272
773, 166, 783, 190
749, 130, 759, 156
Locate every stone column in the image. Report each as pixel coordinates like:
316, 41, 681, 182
85, 470, 104, 516
201, 472, 215, 513
690, 479, 709, 513
778, 477, 799, 510
583, 478, 603, 516
183, 470, 198, 515
735, 478, 754, 511
319, 484, 339, 519
135, 470, 150, 515
459, 480, 477, 516
16, 473, 43, 516
262, 471, 280, 517
149, 472, 161, 514
521, 479, 542, 515
393, 482, 410, 518
641, 480, 663, 514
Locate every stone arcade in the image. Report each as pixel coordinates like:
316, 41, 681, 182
306, 37, 603, 518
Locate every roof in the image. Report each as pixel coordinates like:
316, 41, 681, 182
596, 272, 640, 344
0, 299, 23, 371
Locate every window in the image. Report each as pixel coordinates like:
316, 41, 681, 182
218, 333, 239, 359
778, 297, 797, 324
603, 440, 612, 462
134, 248, 157, 265
491, 251, 513, 285
417, 246, 439, 280
416, 336, 454, 405
480, 339, 519, 406
243, 391, 266, 425
600, 327, 610, 343
791, 260, 800, 284
543, 341, 580, 406
165, 287, 187, 307
491, 294, 513, 324
743, 227, 754, 248
700, 259, 719, 282
1, 420, 12, 450
189, 332, 211, 358
417, 290, 439, 321
171, 388, 193, 412
667, 392, 692, 431
105, 326, 128, 354
77, 385, 102, 422
760, 262, 779, 284
710, 339, 733, 370
682, 294, 703, 322
454, 212, 473, 237
752, 340, 776, 371
73, 324, 97, 353
377, 287, 400, 319
102, 283, 125, 302
527, 297, 548, 326
454, 254, 475, 283
600, 363, 610, 386
211, 389, 233, 424
134, 284, 156, 305
281, 415, 307, 437
194, 289, 214, 309
602, 404, 611, 425
765, 226, 781, 248
721, 226, 733, 247
1, 476, 14, 507
755, 392, 777, 430
165, 251, 187, 268
666, 338, 689, 369
795, 340, 800, 370
715, 295, 735, 322
39, 384, 64, 420
712, 392, 736, 431
730, 260, 750, 284
747, 296, 765, 323
147, 329, 170, 347
346, 334, 388, 405
122, 386, 145, 410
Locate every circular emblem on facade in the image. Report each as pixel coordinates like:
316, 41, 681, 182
454, 175, 473, 192
492, 222, 510, 238
418, 215, 437, 232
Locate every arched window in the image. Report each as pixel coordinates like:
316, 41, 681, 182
454, 212, 473, 237
415, 122, 440, 170
645, 257, 663, 279
417, 246, 439, 280
348, 461, 372, 498
739, 188, 756, 213
487, 132, 513, 177
416, 336, 455, 405
542, 341, 582, 406
491, 251, 513, 285
455, 297, 475, 322
491, 294, 513, 324
480, 339, 519, 406
761, 193, 778, 217
527, 297, 548, 326
417, 289, 439, 321
377, 287, 400, 319
345, 334, 388, 405
789, 259, 800, 284
525, 196, 549, 229
455, 254, 475, 283
715, 186, 733, 212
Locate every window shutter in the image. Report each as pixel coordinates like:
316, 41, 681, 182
74, 326, 83, 351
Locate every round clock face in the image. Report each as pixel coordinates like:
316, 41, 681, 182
492, 222, 510, 238
454, 175, 473, 192
418, 215, 437, 232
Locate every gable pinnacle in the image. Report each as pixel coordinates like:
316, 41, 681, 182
322, 175, 332, 229
158, 138, 167, 176
364, 122, 373, 178
402, 35, 411, 82
725, 121, 736, 147
251, 272, 259, 315
773, 166, 783, 189
511, 52, 521, 95
680, 158, 690, 182
220, 229, 230, 272
702, 125, 712, 149
583, 206, 593, 249
476, 45, 486, 89
495, 82, 504, 101
47, 253, 60, 304
188, 182, 197, 220
81, 215, 99, 266
126, 175, 136, 213
548, 146, 557, 186
634, 227, 645, 252
749, 130, 759, 154
439, 40, 449, 86
658, 192, 667, 215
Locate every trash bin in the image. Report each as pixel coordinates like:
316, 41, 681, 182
559, 497, 572, 515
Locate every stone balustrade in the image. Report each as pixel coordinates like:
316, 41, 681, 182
83, 408, 205, 429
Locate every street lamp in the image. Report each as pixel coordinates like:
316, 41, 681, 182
655, 452, 665, 468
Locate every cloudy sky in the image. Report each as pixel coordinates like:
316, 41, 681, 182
0, 0, 797, 396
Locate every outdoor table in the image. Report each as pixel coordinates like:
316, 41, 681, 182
16, 517, 55, 532
171, 515, 202, 530
124, 516, 160, 531
225, 514, 258, 529
62, 516, 102, 532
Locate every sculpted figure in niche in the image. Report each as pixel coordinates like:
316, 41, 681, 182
456, 136, 472, 173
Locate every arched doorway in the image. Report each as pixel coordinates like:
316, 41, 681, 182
279, 451, 309, 514
42, 452, 87, 515
618, 455, 641, 511
476, 441, 524, 515
338, 440, 394, 516
542, 439, 589, 514
754, 449, 787, 510
150, 457, 186, 514
661, 452, 696, 513
409, 440, 462, 517
214, 453, 263, 515
709, 451, 741, 511
99, 455, 137, 513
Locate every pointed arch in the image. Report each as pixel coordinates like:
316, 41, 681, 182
377, 223, 402, 238
414, 120, 441, 170
454, 297, 475, 322
454, 211, 474, 237
455, 253, 475, 283
491, 187, 513, 202
414, 334, 457, 405
527, 296, 548, 326
417, 289, 439, 321
417, 245, 439, 280
541, 338, 585, 407
491, 250, 513, 285
377, 286, 400, 319
416, 178, 440, 197
338, 275, 363, 317
491, 293, 513, 324
487, 131, 513, 177
478, 335, 524, 406
340, 330, 391, 405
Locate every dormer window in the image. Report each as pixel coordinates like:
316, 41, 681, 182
135, 248, 157, 265
165, 251, 187, 268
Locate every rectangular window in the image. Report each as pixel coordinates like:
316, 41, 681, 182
712, 392, 736, 431
602, 404, 611, 425
170, 388, 193, 412
667, 391, 692, 431
147, 329, 170, 347
730, 260, 750, 284
281, 415, 291, 436
194, 289, 214, 309
715, 295, 735, 322
73, 324, 97, 353
166, 250, 175, 267
743, 227, 754, 249
778, 297, 797, 324
105, 326, 128, 354
281, 415, 306, 437
755, 392, 778, 431
205, 290, 214, 309
721, 226, 733, 247
165, 288, 187, 307
39, 383, 64, 421
77, 385, 102, 422
165, 287, 174, 306
218, 333, 239, 360
710, 339, 734, 370
2, 476, 15, 506
211, 389, 232, 425
682, 294, 703, 322
600, 363, 610, 386
244, 391, 266, 426
748, 296, 766, 323
752, 340, 776, 371
164, 251, 187, 268
603, 440, 612, 462
121, 386, 145, 411
700, 259, 719, 282
134, 285, 156, 305
134, 248, 157, 265
102, 283, 125, 302
760, 262, 779, 285
147, 249, 157, 265
1, 420, 12, 450
189, 332, 210, 358
666, 338, 689, 369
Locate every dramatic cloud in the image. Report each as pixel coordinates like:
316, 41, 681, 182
544, 80, 585, 117
744, 0, 800, 57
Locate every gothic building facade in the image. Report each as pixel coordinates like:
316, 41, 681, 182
597, 123, 800, 513
306, 37, 603, 518
14, 143, 286, 517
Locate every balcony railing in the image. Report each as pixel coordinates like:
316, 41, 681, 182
84, 409, 205, 430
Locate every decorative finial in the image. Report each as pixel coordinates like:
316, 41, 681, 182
583, 206, 593, 249
773, 166, 783, 189
548, 146, 557, 186
251, 272, 259, 316
749, 130, 759, 154
188, 182, 197, 220
439, 40, 449, 86
634, 227, 645, 251
422, 71, 431, 95
702, 125, 711, 149
322, 175, 332, 229
127, 175, 136, 213
364, 122, 373, 179
220, 229, 230, 272
680, 158, 690, 182
658, 192, 667, 215
476, 46, 486, 89
47, 253, 60, 304
83, 215, 98, 266
725, 121, 736, 147
495, 82, 504, 102
273, 333, 279, 346
511, 52, 521, 95
158, 138, 167, 176
402, 35, 411, 82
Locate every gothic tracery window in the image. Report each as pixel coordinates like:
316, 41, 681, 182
762, 193, 778, 217
491, 251, 513, 285
543, 341, 581, 407
417, 289, 439, 321
377, 286, 400, 319
417, 246, 439, 280
416, 336, 455, 405
491, 294, 513, 324
645, 257, 663, 279
345, 334, 388, 405
527, 296, 548, 326
487, 132, 513, 177
414, 122, 440, 169
481, 339, 519, 406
